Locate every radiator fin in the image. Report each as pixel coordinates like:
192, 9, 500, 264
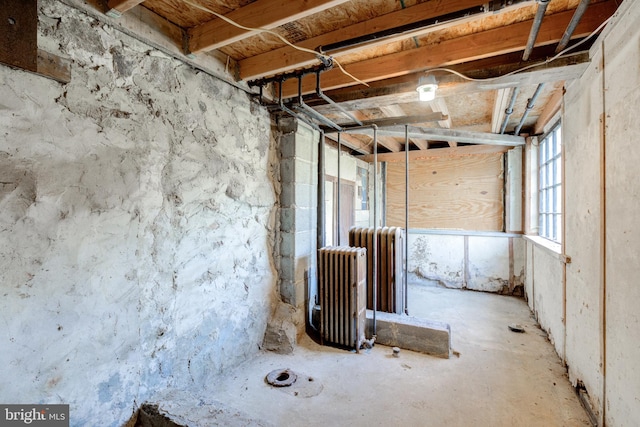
349, 226, 405, 314
318, 246, 366, 351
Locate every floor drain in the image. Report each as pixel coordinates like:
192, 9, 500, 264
266, 368, 297, 387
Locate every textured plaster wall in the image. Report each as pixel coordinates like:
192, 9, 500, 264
0, 2, 277, 425
409, 232, 524, 294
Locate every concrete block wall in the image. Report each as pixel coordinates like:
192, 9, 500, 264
277, 118, 319, 333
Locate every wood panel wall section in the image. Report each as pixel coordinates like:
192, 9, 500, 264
386, 153, 504, 231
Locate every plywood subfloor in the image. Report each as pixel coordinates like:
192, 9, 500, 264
146, 278, 591, 426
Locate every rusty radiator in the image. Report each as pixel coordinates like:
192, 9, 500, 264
317, 246, 366, 351
349, 227, 405, 314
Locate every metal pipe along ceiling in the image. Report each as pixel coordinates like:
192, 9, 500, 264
514, 83, 545, 135
500, 87, 520, 134
522, 0, 551, 61
317, 0, 533, 54
555, 0, 592, 53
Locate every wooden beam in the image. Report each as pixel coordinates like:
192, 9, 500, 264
378, 105, 432, 151
239, 0, 531, 80
429, 98, 455, 147
412, 139, 430, 150
492, 88, 513, 133
0, 0, 37, 72
106, 0, 145, 18
359, 144, 509, 163
36, 50, 71, 83
533, 87, 563, 135
311, 51, 590, 115
188, 0, 349, 54
377, 136, 403, 153
281, 1, 617, 97
308, 47, 587, 106
430, 98, 452, 129
324, 113, 447, 131
346, 127, 525, 146
325, 133, 372, 155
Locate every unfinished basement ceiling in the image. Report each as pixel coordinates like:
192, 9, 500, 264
102, 0, 622, 154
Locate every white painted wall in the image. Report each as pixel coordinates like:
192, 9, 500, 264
526, 3, 640, 425
409, 232, 524, 294
563, 44, 605, 419
600, 5, 640, 426
523, 240, 565, 360
410, 233, 465, 288
325, 145, 358, 182
0, 2, 276, 425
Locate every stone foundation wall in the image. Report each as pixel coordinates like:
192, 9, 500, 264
0, 1, 277, 425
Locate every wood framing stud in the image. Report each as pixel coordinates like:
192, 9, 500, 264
0, 0, 38, 72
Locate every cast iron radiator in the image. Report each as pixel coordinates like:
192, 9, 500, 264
348, 226, 406, 314
317, 246, 366, 351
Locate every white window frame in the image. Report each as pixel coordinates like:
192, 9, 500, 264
538, 123, 562, 243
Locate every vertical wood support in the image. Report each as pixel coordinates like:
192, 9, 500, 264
0, 0, 38, 72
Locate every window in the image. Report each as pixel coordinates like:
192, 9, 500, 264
538, 124, 562, 242
357, 166, 368, 210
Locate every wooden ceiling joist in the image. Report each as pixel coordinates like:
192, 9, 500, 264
346, 127, 525, 147
310, 49, 588, 107
281, 0, 616, 98
533, 87, 563, 135
328, 113, 447, 131
325, 133, 373, 155
411, 139, 430, 150
106, 0, 144, 17
310, 51, 589, 117
492, 88, 514, 134
238, 0, 506, 80
376, 137, 403, 153
359, 144, 510, 163
187, 0, 350, 54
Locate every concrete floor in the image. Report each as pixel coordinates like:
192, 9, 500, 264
149, 279, 592, 426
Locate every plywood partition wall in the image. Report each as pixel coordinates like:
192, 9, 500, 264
386, 153, 504, 231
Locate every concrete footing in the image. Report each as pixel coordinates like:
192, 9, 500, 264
366, 310, 451, 359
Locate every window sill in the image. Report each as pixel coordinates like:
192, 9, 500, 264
523, 235, 569, 263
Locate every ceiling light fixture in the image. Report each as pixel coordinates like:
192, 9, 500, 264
416, 74, 438, 102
